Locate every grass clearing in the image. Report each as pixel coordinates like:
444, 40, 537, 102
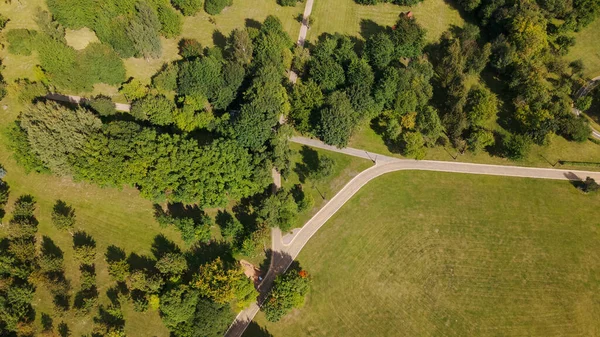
568, 18, 600, 79
249, 171, 600, 336
307, 0, 464, 43
64, 28, 99, 50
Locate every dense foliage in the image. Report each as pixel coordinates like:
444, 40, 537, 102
262, 267, 310, 322
46, 0, 182, 57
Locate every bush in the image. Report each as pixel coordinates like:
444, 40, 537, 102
172, 0, 203, 16
262, 267, 310, 322
204, 0, 232, 15
152, 63, 179, 92
157, 5, 183, 38
502, 134, 531, 160
278, 0, 298, 6
560, 116, 591, 142
87, 95, 117, 116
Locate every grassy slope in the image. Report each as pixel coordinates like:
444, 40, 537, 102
350, 123, 600, 171
249, 171, 600, 336
567, 18, 600, 79
307, 0, 464, 42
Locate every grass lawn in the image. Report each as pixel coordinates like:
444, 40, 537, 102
568, 18, 600, 79
283, 142, 373, 230
249, 171, 600, 336
307, 0, 464, 43
349, 120, 600, 171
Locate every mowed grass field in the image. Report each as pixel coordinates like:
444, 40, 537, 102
568, 18, 600, 79
249, 171, 600, 336
307, 0, 464, 42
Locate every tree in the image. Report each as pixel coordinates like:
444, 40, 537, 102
290, 80, 323, 133
560, 116, 591, 142
87, 95, 117, 116
502, 134, 531, 160
389, 14, 426, 59
152, 63, 179, 92
19, 101, 102, 175
467, 128, 495, 154
278, 0, 298, 6
127, 2, 162, 59
581, 177, 599, 193
51, 200, 75, 230
318, 91, 357, 148
216, 211, 244, 243
466, 85, 498, 128
120, 78, 148, 102
228, 29, 253, 65
131, 95, 177, 126
156, 253, 188, 282
262, 267, 310, 322
575, 96, 592, 111
309, 56, 345, 91
366, 32, 394, 69
194, 257, 256, 305
157, 4, 183, 38
402, 132, 426, 159
417, 106, 444, 147
172, 0, 203, 16
257, 189, 299, 232
309, 156, 335, 183
205, 0, 232, 15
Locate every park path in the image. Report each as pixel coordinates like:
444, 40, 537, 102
224, 136, 600, 337
46, 93, 131, 112
288, 0, 315, 84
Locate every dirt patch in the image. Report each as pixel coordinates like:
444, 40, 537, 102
65, 28, 100, 50
240, 259, 262, 286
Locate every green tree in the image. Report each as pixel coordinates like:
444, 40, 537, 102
417, 106, 444, 147
581, 177, 599, 193
172, 0, 203, 15
205, 0, 232, 15
228, 28, 253, 65
318, 91, 357, 147
289, 80, 323, 133
502, 134, 531, 160
575, 96, 593, 111
402, 131, 426, 159
127, 2, 162, 59
194, 257, 256, 305
262, 268, 310, 322
152, 63, 179, 92
366, 32, 394, 69
120, 78, 149, 101
87, 95, 117, 116
156, 252, 188, 282
131, 95, 177, 126
467, 128, 495, 154
466, 85, 498, 128
216, 211, 244, 243
19, 101, 102, 175
51, 200, 75, 230
389, 14, 426, 58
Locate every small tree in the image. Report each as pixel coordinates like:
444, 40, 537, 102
87, 95, 117, 116
402, 132, 426, 159
204, 0, 232, 15
51, 200, 75, 230
172, 0, 203, 16
155, 252, 188, 282
575, 96, 593, 111
262, 267, 310, 322
581, 177, 599, 194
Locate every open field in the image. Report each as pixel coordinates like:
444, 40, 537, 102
249, 171, 600, 336
307, 0, 464, 42
568, 18, 600, 79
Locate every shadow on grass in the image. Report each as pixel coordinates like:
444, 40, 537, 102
243, 321, 274, 337
151, 234, 181, 259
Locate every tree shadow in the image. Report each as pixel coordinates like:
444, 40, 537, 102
105, 245, 126, 263
212, 30, 228, 50
41, 312, 53, 332
106, 283, 128, 306
167, 203, 206, 222
244, 321, 274, 337
127, 253, 156, 272
58, 322, 70, 337
53, 199, 74, 218
73, 231, 96, 248
41, 236, 63, 258
294, 145, 320, 183
245, 18, 262, 30
359, 19, 387, 41
151, 234, 181, 260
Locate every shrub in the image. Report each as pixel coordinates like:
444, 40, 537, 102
262, 268, 310, 322
87, 95, 117, 116
172, 0, 203, 16
152, 63, 179, 92
502, 134, 531, 160
157, 5, 183, 38
278, 0, 298, 6
51, 200, 76, 230
204, 0, 232, 15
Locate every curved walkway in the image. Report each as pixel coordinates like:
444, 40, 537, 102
573, 75, 600, 139
224, 136, 600, 337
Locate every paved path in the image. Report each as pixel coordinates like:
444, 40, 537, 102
572, 75, 600, 139
225, 136, 600, 337
46, 93, 131, 112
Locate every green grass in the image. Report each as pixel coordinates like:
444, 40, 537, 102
567, 18, 600, 79
349, 121, 600, 171
307, 0, 464, 43
249, 171, 600, 336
